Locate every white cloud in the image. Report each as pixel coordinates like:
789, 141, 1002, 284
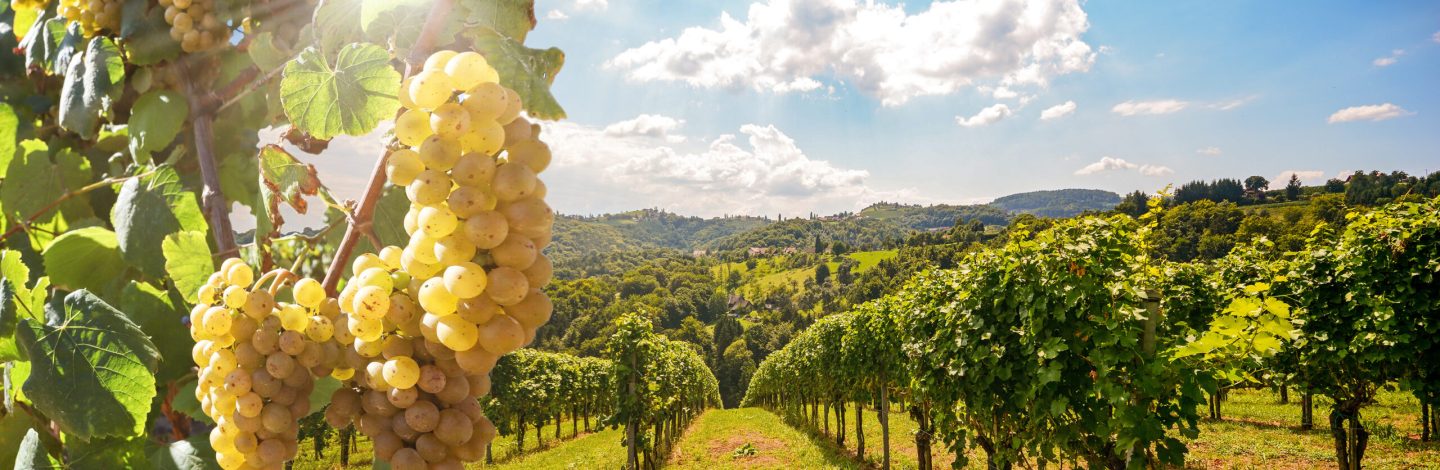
1327, 103, 1413, 123
541, 119, 915, 217
1434, 31, 1440, 43
1074, 156, 1170, 177
606, 0, 1096, 106
955, 104, 1013, 127
1112, 99, 1188, 116
603, 114, 688, 143
574, 0, 608, 10
1276, 170, 1325, 184
1039, 100, 1076, 120
546, 9, 569, 20
1196, 147, 1221, 156
1373, 49, 1404, 67
1209, 95, 1257, 110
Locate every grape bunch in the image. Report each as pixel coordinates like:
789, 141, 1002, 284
190, 259, 344, 470
57, 0, 121, 36
317, 49, 556, 468
159, 0, 228, 52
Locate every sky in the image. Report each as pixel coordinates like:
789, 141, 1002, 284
250, 0, 1440, 228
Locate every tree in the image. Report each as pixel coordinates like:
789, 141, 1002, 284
1213, 178, 1246, 203
1245, 176, 1271, 193
1326, 178, 1347, 193
1116, 190, 1151, 218
1286, 173, 1303, 200
814, 263, 831, 285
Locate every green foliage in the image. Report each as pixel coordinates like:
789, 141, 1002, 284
126, 91, 189, 163
989, 188, 1121, 217
279, 43, 401, 140
15, 290, 160, 440
606, 313, 720, 462
41, 227, 126, 295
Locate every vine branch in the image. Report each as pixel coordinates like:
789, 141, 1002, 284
321, 0, 455, 295
183, 64, 240, 258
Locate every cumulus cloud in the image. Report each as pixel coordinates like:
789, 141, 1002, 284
1039, 100, 1076, 120
541, 119, 914, 217
574, 0, 608, 9
1276, 170, 1325, 184
546, 9, 569, 20
1196, 147, 1221, 156
606, 0, 1096, 106
1111, 99, 1188, 116
1373, 49, 1404, 67
603, 114, 688, 143
1327, 103, 1413, 123
956, 104, 1013, 127
1434, 31, 1440, 43
1074, 156, 1171, 177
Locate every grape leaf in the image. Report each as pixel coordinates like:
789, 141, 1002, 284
314, 0, 364, 56
146, 433, 219, 470
255, 144, 328, 242
472, 36, 566, 120
58, 37, 124, 140
68, 436, 146, 468
41, 227, 126, 295
169, 377, 212, 424
162, 231, 214, 304
119, 0, 181, 65
51, 21, 83, 76
279, 43, 400, 140
1, 142, 94, 246
16, 290, 161, 441
248, 32, 292, 73
19, 15, 59, 72
111, 169, 208, 278
217, 150, 259, 214
459, 0, 536, 43
127, 90, 189, 163
13, 429, 62, 469
0, 103, 16, 179
120, 281, 194, 383
362, 0, 458, 57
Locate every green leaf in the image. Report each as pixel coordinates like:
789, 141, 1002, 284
58, 37, 123, 139
170, 377, 210, 425
255, 145, 328, 241
314, 0, 364, 56
119, 0, 181, 65
0, 411, 47, 469
279, 43, 401, 140
218, 150, 260, 213
19, 16, 59, 72
127, 91, 189, 163
146, 433, 219, 470
307, 376, 343, 417
16, 290, 161, 441
41, 227, 126, 294
248, 32, 292, 73
371, 185, 411, 248
460, 0, 536, 42
68, 436, 146, 469
162, 231, 215, 304
111, 170, 208, 278
362, 0, 457, 55
51, 21, 83, 76
121, 281, 194, 383
0, 283, 24, 362
0, 103, 16, 179
13, 429, 62, 469
472, 36, 566, 120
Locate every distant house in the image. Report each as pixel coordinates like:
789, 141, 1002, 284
748, 247, 772, 257
781, 247, 798, 254
727, 293, 752, 311
692, 249, 708, 257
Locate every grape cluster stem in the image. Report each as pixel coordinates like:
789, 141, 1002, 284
322, 0, 457, 296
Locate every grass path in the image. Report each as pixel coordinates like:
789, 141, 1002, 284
485, 426, 626, 469
668, 408, 862, 469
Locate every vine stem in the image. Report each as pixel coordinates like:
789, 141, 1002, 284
182, 63, 239, 258
321, 0, 455, 295
0, 172, 151, 242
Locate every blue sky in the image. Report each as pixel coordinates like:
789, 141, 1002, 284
511, 0, 1440, 218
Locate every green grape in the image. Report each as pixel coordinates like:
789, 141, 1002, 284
404, 205, 420, 235
226, 262, 255, 287
492, 163, 538, 202
395, 109, 434, 147
398, 76, 417, 109
484, 267, 529, 306
462, 82, 508, 122
293, 278, 326, 309
223, 285, 248, 309
418, 206, 459, 238
490, 235, 537, 270
433, 234, 477, 266
477, 314, 525, 355
444, 52, 495, 91
378, 246, 405, 270
202, 306, 232, 337
443, 262, 488, 299
498, 87, 523, 124
382, 356, 421, 389
429, 103, 471, 138
462, 211, 509, 250
450, 152, 496, 187
407, 233, 441, 264
506, 139, 551, 173
351, 285, 391, 321
306, 315, 334, 342
348, 315, 385, 342
446, 186, 493, 218
385, 148, 425, 186
406, 170, 452, 206
418, 277, 459, 316
462, 120, 505, 156
353, 253, 387, 276
357, 267, 396, 292
409, 70, 455, 110
418, 134, 462, 171
242, 290, 276, 320
278, 303, 309, 332
436, 315, 479, 351
423, 50, 458, 72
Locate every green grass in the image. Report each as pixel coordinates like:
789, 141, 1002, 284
290, 414, 603, 469
845, 250, 897, 273
486, 426, 627, 469
669, 408, 862, 469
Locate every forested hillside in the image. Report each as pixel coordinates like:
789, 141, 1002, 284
990, 188, 1122, 216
